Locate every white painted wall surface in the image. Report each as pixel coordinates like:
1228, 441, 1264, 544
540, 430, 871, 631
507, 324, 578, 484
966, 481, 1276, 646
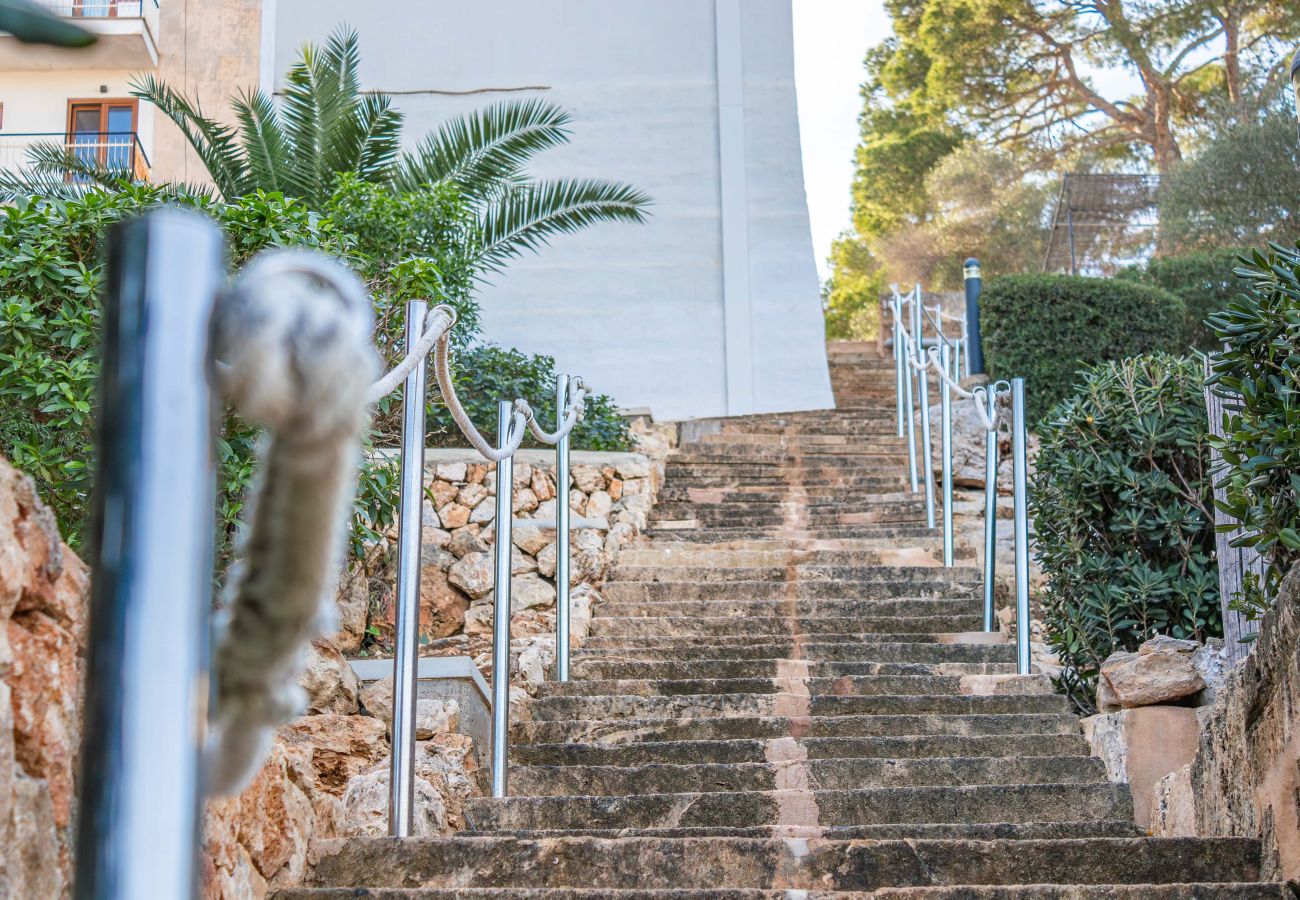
0, 71, 155, 150
273, 0, 833, 421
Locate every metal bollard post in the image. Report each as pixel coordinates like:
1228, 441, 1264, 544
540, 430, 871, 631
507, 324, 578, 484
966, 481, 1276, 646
555, 375, 573, 682
914, 286, 936, 529
75, 211, 222, 900
981, 386, 1000, 633
964, 259, 985, 375
940, 345, 954, 567
388, 299, 428, 838
1011, 378, 1031, 674
893, 297, 905, 439
490, 401, 516, 798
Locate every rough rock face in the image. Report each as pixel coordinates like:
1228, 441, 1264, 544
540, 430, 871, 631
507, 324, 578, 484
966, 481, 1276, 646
1152, 565, 1300, 880
1098, 647, 1205, 710
0, 456, 89, 897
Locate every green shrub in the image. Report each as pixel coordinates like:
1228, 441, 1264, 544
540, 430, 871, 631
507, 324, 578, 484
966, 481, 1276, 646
429, 345, 630, 452
1032, 353, 1220, 712
1118, 248, 1251, 348
981, 274, 1189, 421
1205, 240, 1300, 618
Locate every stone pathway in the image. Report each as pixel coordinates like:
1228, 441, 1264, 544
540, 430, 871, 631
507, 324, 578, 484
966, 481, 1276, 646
283, 343, 1286, 897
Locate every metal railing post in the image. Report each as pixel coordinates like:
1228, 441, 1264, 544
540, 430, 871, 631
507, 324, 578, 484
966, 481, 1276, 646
388, 299, 428, 838
75, 210, 222, 900
893, 296, 905, 439
902, 302, 919, 494
914, 286, 936, 528
555, 375, 573, 682
490, 400, 516, 798
940, 345, 954, 567
982, 386, 1000, 633
1011, 378, 1031, 674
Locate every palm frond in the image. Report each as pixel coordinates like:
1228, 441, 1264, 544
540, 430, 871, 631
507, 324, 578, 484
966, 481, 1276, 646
393, 98, 572, 197
475, 178, 652, 274
280, 39, 328, 202
232, 87, 292, 194
130, 73, 248, 198
349, 93, 404, 182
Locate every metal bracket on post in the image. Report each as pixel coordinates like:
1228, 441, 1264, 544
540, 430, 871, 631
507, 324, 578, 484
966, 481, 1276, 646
490, 401, 516, 798
75, 210, 223, 900
940, 345, 954, 567
555, 375, 573, 682
388, 299, 428, 838
1011, 378, 1031, 674
914, 286, 936, 529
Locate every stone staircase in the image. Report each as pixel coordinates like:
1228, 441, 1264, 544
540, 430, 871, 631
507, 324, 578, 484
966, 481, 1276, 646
281, 343, 1289, 897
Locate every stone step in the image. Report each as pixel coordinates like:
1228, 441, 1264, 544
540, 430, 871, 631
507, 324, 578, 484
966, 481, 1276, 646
279, 889, 1294, 900
511, 733, 1094, 767
585, 614, 984, 638
569, 657, 1017, 681
524, 692, 1069, 723
605, 564, 981, 584
299, 837, 1267, 891
538, 673, 1046, 698
599, 581, 978, 602
597, 597, 979, 618
507, 755, 1111, 796
575, 640, 1013, 662
510, 712, 1080, 745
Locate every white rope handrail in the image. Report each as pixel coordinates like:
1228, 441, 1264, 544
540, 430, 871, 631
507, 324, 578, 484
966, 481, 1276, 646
524, 377, 591, 444
365, 306, 456, 405
430, 328, 530, 461
902, 332, 1004, 432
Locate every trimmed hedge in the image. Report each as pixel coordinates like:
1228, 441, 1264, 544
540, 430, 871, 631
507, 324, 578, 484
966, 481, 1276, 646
1033, 353, 1220, 712
981, 274, 1188, 421
1118, 248, 1251, 348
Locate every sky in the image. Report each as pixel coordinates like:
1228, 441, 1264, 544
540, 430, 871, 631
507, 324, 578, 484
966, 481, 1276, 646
792, 0, 891, 281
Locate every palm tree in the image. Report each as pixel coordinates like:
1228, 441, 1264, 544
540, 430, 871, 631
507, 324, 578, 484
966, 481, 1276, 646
2, 27, 650, 274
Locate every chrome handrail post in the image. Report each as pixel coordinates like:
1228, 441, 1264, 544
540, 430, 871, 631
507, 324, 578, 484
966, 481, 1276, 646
75, 210, 222, 900
902, 304, 919, 494
388, 299, 428, 837
914, 286, 936, 528
893, 295, 905, 438
555, 375, 572, 682
1011, 378, 1031, 674
940, 344, 954, 567
981, 386, 999, 633
490, 400, 516, 798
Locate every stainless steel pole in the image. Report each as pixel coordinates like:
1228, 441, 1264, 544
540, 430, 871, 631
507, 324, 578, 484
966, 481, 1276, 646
75, 210, 222, 900
490, 401, 515, 797
940, 344, 954, 567
1011, 378, 1031, 674
555, 375, 572, 682
388, 299, 428, 838
894, 298, 905, 439
914, 286, 936, 529
903, 308, 919, 494
982, 386, 999, 633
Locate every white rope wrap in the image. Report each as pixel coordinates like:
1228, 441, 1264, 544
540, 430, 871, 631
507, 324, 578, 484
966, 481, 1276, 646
524, 377, 591, 444
365, 306, 456, 405
205, 251, 379, 797
900, 322, 1004, 432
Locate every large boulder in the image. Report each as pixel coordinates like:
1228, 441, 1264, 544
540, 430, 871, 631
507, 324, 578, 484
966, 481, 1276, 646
298, 640, 361, 715
1099, 647, 1205, 709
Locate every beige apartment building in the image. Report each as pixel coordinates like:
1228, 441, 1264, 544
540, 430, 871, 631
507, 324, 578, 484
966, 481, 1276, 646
0, 0, 262, 186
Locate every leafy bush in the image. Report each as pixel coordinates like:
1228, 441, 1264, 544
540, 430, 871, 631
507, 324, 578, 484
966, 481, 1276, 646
1032, 354, 1220, 712
430, 345, 630, 452
1118, 248, 1251, 348
1205, 240, 1300, 617
981, 274, 1189, 421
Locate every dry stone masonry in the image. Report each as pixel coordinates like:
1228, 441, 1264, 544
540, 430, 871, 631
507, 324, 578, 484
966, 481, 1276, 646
283, 343, 1290, 896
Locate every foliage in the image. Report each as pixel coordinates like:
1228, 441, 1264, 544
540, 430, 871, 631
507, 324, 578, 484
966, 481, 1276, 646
428, 345, 630, 452
1157, 95, 1300, 252
1119, 247, 1254, 348
874, 0, 1300, 174
823, 236, 885, 341
981, 274, 1189, 421
1033, 354, 1220, 712
1205, 240, 1300, 617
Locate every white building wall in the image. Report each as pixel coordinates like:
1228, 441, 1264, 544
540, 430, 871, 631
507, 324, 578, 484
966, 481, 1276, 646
273, 0, 833, 421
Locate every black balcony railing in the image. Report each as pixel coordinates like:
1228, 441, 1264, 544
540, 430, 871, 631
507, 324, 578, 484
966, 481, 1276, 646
0, 132, 151, 182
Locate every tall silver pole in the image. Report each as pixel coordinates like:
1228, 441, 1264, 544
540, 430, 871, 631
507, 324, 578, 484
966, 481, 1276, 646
1011, 378, 1031, 674
940, 344, 954, 567
388, 299, 428, 837
914, 286, 936, 528
982, 386, 1000, 632
555, 375, 572, 682
76, 210, 221, 900
490, 401, 515, 798
903, 312, 919, 493
894, 297, 905, 438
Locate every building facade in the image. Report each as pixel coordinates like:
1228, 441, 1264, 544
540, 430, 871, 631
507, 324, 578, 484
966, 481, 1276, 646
1, 0, 833, 422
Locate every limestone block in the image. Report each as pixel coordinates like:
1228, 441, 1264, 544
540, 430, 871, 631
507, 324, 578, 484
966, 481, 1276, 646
1082, 705, 1199, 829
469, 496, 496, 525
358, 677, 459, 739
437, 502, 470, 530
457, 483, 488, 508
571, 464, 605, 493
428, 480, 458, 510
448, 552, 493, 600
340, 766, 447, 837
435, 462, 467, 482
1100, 649, 1205, 708
512, 524, 555, 556
299, 640, 361, 715
448, 527, 487, 558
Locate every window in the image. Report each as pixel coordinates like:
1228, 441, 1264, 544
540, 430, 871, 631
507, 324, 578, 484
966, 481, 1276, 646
66, 99, 137, 172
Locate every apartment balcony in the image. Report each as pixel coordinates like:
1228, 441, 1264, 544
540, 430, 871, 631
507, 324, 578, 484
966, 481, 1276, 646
0, 132, 151, 184
0, 1, 160, 70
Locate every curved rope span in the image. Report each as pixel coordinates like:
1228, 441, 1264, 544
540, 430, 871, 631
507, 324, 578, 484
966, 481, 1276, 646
365, 306, 457, 405
206, 251, 379, 797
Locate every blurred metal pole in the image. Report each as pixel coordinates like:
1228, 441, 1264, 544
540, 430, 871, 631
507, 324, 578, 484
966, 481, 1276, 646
1012, 378, 1031, 674
75, 210, 221, 900
490, 401, 515, 798
902, 304, 919, 494
388, 299, 428, 838
982, 387, 1000, 633
554, 375, 572, 682
893, 297, 905, 438
963, 259, 984, 375
914, 285, 936, 529
940, 344, 954, 567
